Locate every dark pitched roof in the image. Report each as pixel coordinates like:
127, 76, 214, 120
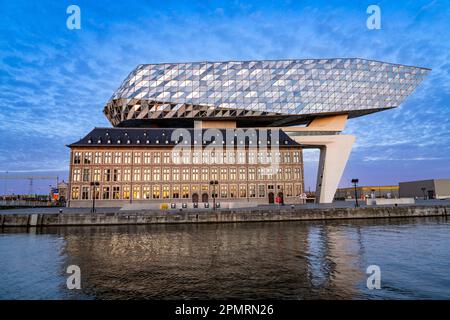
68, 127, 300, 148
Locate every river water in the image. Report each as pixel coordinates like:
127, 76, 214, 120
1, 217, 449, 299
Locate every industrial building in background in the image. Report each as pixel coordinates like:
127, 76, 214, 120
68, 58, 429, 207
399, 179, 450, 199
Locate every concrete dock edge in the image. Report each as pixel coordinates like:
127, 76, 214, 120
1, 205, 449, 228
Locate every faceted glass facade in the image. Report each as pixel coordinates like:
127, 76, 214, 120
104, 58, 429, 127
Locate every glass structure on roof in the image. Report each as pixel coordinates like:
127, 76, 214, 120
103, 58, 429, 127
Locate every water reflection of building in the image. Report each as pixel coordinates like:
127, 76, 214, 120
49, 221, 378, 299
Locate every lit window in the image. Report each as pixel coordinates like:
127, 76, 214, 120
71, 187, 79, 200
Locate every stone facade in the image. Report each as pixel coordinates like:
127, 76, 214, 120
68, 144, 304, 208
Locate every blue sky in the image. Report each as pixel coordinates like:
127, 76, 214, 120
0, 0, 449, 193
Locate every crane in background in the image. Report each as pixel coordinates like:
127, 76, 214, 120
0, 173, 59, 196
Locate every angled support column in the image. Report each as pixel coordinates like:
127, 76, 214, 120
288, 134, 355, 203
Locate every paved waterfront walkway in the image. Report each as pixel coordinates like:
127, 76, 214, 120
1, 199, 449, 215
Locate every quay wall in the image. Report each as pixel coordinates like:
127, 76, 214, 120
1, 205, 448, 227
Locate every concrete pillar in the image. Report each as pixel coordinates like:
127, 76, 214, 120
288, 134, 355, 203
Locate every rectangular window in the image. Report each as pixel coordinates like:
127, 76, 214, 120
172, 150, 181, 164
162, 185, 170, 199
229, 168, 236, 180
153, 168, 161, 181
144, 152, 151, 164
71, 186, 79, 200
249, 184, 256, 197
123, 186, 130, 199
114, 152, 121, 164
81, 186, 89, 200
104, 169, 111, 182
112, 186, 120, 200
285, 167, 292, 180
248, 168, 256, 180
153, 152, 161, 164
152, 185, 160, 199
82, 169, 90, 182
94, 152, 102, 164
124, 152, 131, 164
133, 186, 140, 199
182, 168, 190, 181
73, 152, 81, 164
257, 167, 263, 180
182, 151, 190, 164
123, 168, 131, 181
258, 184, 265, 197
143, 168, 151, 181
220, 168, 227, 180
172, 168, 180, 181
72, 169, 81, 182
201, 168, 208, 181
286, 184, 293, 197
182, 185, 189, 199
239, 185, 247, 198
239, 168, 246, 180
93, 169, 101, 182
294, 167, 301, 180
211, 168, 218, 180
220, 185, 228, 198
163, 168, 170, 181
277, 168, 282, 180
192, 168, 199, 181
163, 152, 170, 164
172, 185, 180, 199
293, 151, 300, 163
104, 152, 112, 164
192, 152, 201, 164
237, 152, 246, 164
284, 152, 291, 163
83, 152, 92, 164
93, 186, 100, 199
113, 169, 121, 182
102, 186, 110, 200
134, 152, 141, 164
248, 152, 257, 164
295, 184, 302, 196
230, 185, 237, 198
133, 168, 141, 181
142, 186, 151, 199
226, 152, 235, 164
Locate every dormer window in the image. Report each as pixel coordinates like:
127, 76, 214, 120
88, 139, 92, 144
117, 139, 121, 144
146, 140, 150, 144
127, 140, 131, 144
136, 139, 140, 144
107, 139, 111, 144
156, 140, 159, 144
97, 139, 102, 144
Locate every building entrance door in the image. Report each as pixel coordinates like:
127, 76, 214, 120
268, 192, 274, 204
277, 192, 284, 205
202, 193, 208, 203
192, 193, 199, 203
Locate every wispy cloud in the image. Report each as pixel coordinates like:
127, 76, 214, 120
0, 0, 449, 191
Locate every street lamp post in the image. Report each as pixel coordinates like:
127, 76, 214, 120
351, 179, 359, 208
210, 180, 218, 210
90, 181, 100, 213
